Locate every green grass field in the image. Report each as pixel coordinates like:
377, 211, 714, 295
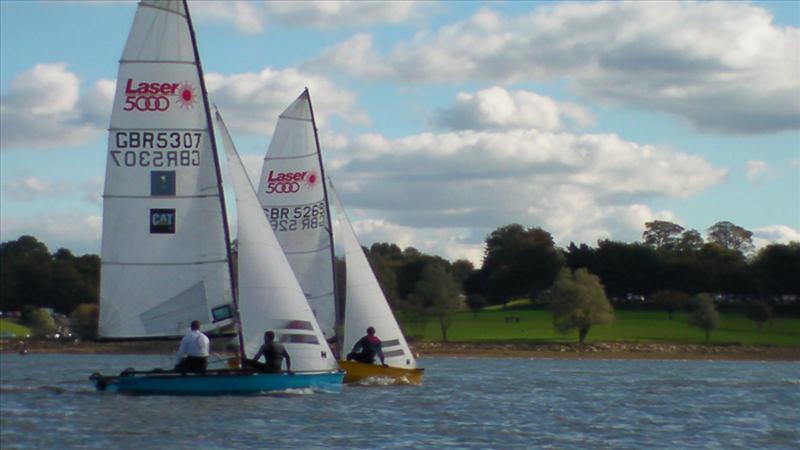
400, 309, 800, 346
0, 318, 31, 338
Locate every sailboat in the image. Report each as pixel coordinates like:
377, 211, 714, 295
257, 91, 423, 385
90, 0, 342, 395
328, 183, 424, 385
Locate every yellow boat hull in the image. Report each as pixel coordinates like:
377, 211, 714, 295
339, 361, 424, 385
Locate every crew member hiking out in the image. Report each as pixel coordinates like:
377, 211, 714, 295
347, 326, 388, 367
244, 331, 292, 374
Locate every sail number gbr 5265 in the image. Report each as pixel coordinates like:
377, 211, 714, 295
110, 131, 202, 167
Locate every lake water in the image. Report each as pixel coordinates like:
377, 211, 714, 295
1, 354, 798, 449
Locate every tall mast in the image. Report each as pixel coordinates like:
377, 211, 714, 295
305, 87, 342, 354
183, 0, 244, 360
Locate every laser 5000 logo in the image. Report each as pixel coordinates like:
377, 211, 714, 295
123, 78, 197, 112
265, 170, 319, 194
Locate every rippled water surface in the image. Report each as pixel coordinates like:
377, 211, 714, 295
1, 354, 798, 449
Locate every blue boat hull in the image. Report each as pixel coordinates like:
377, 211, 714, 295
91, 369, 343, 395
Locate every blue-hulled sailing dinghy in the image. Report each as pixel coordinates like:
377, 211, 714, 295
91, 369, 342, 395
90, 0, 341, 395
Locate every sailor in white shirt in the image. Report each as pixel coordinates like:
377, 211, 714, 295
174, 320, 210, 373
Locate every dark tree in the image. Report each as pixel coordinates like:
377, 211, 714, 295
687, 293, 720, 343
593, 240, 663, 297
750, 243, 800, 296
707, 221, 754, 255
643, 220, 685, 250
696, 243, 753, 295
466, 293, 488, 318
70, 303, 99, 339
450, 259, 475, 288
564, 242, 596, 272
651, 290, 690, 319
745, 300, 773, 331
545, 268, 614, 343
0, 236, 53, 311
675, 229, 704, 253
477, 224, 564, 305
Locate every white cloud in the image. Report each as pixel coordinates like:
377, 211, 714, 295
752, 225, 800, 250
193, 1, 420, 34
0, 63, 113, 150
348, 217, 485, 265
206, 67, 367, 135
328, 128, 726, 251
81, 177, 104, 206
433, 86, 594, 131
0, 213, 102, 255
2, 175, 104, 206
745, 160, 775, 183
313, 2, 799, 134
1, 176, 73, 202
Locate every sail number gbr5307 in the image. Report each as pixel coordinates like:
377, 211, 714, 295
110, 131, 202, 167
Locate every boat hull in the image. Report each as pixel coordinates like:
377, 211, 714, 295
90, 369, 343, 395
339, 361, 424, 385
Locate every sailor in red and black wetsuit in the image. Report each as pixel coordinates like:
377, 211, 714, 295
347, 326, 388, 367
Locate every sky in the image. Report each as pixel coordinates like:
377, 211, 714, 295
1, 0, 798, 266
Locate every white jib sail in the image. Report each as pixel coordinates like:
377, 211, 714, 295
329, 181, 417, 368
215, 110, 336, 372
256, 91, 336, 340
99, 0, 234, 338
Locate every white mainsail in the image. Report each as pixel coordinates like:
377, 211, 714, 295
256, 90, 337, 340
215, 110, 336, 372
99, 0, 234, 338
329, 182, 417, 369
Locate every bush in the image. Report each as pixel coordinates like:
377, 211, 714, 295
687, 293, 720, 343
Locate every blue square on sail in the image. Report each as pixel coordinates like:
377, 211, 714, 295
150, 208, 176, 234
151, 171, 176, 196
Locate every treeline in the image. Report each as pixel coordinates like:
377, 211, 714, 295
1, 236, 100, 314
2, 219, 799, 319
364, 221, 799, 317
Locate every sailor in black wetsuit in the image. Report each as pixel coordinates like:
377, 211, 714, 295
244, 331, 292, 373
347, 326, 388, 367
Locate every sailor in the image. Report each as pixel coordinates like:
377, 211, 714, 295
245, 331, 292, 374
174, 320, 209, 374
347, 326, 388, 367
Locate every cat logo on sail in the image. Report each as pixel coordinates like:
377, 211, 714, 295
123, 79, 197, 112
265, 169, 319, 194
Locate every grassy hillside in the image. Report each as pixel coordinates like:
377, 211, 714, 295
401, 309, 800, 346
0, 318, 31, 338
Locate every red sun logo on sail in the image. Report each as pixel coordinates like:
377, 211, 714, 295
176, 81, 197, 109
305, 170, 319, 189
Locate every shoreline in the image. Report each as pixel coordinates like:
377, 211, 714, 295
2, 339, 798, 361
